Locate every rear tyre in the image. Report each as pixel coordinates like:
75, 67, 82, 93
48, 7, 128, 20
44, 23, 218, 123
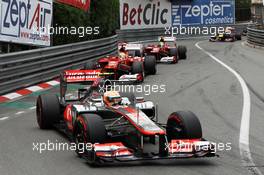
209, 36, 216, 42
235, 34, 242, 40
135, 50, 142, 57
132, 62, 144, 82
166, 111, 202, 141
36, 94, 61, 129
74, 114, 107, 159
168, 48, 178, 64
178, 45, 187, 60
144, 55, 157, 74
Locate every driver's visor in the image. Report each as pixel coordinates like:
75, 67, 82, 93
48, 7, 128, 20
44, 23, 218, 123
108, 96, 121, 101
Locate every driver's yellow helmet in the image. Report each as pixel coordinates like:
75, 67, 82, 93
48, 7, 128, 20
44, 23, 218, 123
103, 91, 122, 106
119, 52, 126, 59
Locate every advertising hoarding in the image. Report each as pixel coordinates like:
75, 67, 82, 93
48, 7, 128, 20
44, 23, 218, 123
0, 0, 53, 46
171, 0, 235, 27
120, 0, 171, 30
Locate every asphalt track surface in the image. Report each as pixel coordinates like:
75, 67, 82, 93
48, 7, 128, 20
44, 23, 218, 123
0, 39, 264, 175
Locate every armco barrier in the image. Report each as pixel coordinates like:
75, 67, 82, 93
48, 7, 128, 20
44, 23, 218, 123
0, 23, 251, 96
247, 26, 264, 47
0, 35, 118, 95
117, 23, 249, 42
117, 28, 165, 42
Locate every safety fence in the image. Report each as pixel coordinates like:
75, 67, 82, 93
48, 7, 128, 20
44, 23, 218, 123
0, 23, 250, 95
0, 35, 117, 95
247, 26, 264, 47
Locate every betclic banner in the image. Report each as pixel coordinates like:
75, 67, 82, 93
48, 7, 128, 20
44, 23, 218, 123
0, 0, 53, 46
120, 0, 172, 30
120, 0, 235, 30
171, 0, 235, 26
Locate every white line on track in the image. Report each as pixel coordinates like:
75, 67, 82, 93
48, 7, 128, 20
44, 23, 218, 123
195, 41, 262, 175
0, 117, 9, 121
15, 111, 25, 115
29, 106, 36, 110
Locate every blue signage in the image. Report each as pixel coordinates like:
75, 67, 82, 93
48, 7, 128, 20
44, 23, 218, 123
171, 0, 235, 26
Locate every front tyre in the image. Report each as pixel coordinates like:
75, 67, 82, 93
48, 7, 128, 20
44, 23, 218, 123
36, 94, 61, 129
74, 114, 107, 162
177, 45, 187, 60
169, 48, 178, 64
166, 111, 202, 141
132, 61, 144, 82
144, 55, 157, 74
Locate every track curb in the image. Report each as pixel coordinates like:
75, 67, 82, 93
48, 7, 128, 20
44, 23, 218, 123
0, 80, 60, 104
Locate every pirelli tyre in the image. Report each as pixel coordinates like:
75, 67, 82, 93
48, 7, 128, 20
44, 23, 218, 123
74, 114, 107, 161
209, 36, 217, 42
144, 55, 157, 74
177, 45, 187, 60
166, 111, 202, 141
235, 34, 242, 40
132, 61, 144, 82
168, 48, 178, 64
36, 94, 61, 129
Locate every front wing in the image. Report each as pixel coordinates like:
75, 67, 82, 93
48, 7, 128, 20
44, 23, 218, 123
82, 139, 217, 164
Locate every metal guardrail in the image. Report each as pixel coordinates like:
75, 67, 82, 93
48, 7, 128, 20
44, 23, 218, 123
247, 26, 264, 47
117, 28, 165, 42
117, 24, 249, 42
0, 35, 118, 95
0, 23, 251, 96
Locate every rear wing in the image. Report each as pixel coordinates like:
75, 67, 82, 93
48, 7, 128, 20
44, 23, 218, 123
59, 70, 139, 101
125, 44, 143, 51
62, 70, 113, 83
60, 70, 114, 101
158, 37, 176, 42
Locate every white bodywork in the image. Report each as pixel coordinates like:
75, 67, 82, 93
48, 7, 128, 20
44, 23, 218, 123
125, 44, 143, 51
159, 37, 176, 42
119, 74, 139, 81
135, 101, 155, 110
160, 56, 174, 63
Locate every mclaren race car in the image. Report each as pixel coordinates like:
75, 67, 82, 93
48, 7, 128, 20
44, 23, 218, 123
209, 27, 242, 42
83, 43, 156, 83
36, 70, 216, 165
144, 37, 187, 63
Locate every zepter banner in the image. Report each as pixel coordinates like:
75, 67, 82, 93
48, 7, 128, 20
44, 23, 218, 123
0, 0, 53, 46
171, 0, 235, 26
120, 0, 171, 30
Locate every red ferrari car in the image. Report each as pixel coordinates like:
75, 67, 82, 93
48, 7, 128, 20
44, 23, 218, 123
84, 43, 156, 83
36, 70, 216, 165
144, 37, 187, 64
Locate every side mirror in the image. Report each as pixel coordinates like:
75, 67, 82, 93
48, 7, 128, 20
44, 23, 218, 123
136, 97, 144, 102
78, 89, 88, 99
91, 98, 103, 103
